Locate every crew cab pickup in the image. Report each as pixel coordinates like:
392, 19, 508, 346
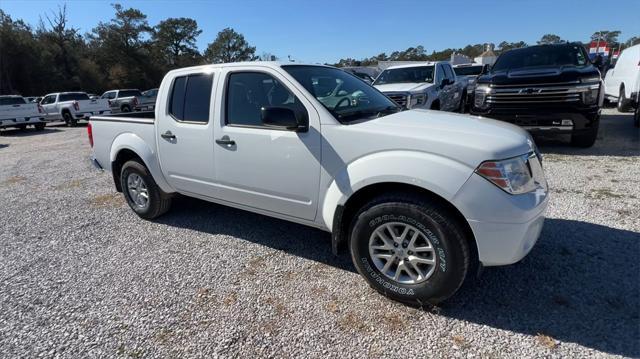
40, 92, 111, 127
471, 43, 604, 147
373, 61, 465, 112
101, 89, 156, 113
0, 95, 46, 131
89, 62, 548, 305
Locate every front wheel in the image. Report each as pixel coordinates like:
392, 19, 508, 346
349, 193, 471, 306
34, 123, 45, 131
571, 123, 599, 148
617, 87, 631, 112
120, 160, 172, 219
458, 92, 467, 113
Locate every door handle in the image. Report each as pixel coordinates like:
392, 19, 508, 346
161, 131, 176, 140
215, 135, 235, 146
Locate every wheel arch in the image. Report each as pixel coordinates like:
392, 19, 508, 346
330, 181, 478, 268
109, 133, 174, 193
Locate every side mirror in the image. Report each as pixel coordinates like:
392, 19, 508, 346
481, 65, 491, 74
441, 79, 452, 88
261, 107, 308, 132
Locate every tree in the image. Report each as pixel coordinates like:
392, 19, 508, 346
623, 36, 640, 48
538, 34, 563, 45
497, 41, 528, 52
591, 30, 621, 44
152, 17, 202, 67
204, 28, 256, 63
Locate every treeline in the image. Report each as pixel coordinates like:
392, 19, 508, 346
332, 32, 639, 67
0, 4, 258, 96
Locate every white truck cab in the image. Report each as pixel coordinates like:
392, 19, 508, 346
373, 61, 465, 112
89, 62, 548, 305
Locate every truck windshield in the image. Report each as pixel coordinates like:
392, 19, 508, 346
453, 66, 484, 76
373, 66, 435, 85
492, 45, 589, 71
59, 93, 89, 101
282, 65, 399, 123
0, 97, 26, 105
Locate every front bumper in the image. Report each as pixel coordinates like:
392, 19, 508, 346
452, 172, 549, 266
471, 106, 600, 134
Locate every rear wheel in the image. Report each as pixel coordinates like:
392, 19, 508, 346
63, 112, 77, 127
121, 105, 131, 113
17, 124, 27, 130
34, 123, 45, 131
349, 193, 471, 306
120, 160, 172, 219
617, 86, 631, 112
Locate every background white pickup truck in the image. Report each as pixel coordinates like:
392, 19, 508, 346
100, 89, 156, 113
89, 62, 548, 305
40, 92, 111, 127
0, 95, 46, 131
373, 61, 465, 112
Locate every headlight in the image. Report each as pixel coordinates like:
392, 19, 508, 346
409, 93, 427, 107
580, 76, 601, 84
474, 84, 491, 109
475, 154, 537, 194
582, 84, 600, 105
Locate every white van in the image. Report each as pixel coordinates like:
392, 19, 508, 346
604, 43, 640, 112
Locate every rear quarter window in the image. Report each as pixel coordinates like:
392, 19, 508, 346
0, 97, 26, 105
168, 73, 213, 123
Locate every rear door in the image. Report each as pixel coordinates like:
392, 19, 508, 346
156, 70, 219, 198
211, 66, 321, 221
442, 64, 459, 111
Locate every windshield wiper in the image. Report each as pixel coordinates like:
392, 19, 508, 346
337, 105, 400, 122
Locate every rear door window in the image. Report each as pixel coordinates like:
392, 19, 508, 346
168, 73, 213, 123
59, 93, 89, 102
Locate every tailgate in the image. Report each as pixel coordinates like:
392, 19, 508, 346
78, 99, 110, 114
0, 103, 40, 120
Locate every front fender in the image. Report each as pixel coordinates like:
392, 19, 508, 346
320, 150, 474, 230
109, 133, 174, 193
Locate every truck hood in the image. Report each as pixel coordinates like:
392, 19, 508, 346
477, 65, 599, 86
374, 82, 435, 93
346, 109, 534, 167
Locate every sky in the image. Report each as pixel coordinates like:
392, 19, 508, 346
2, 0, 639, 64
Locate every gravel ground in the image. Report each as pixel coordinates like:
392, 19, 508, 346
0, 108, 638, 358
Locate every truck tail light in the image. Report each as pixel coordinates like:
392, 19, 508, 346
87, 122, 94, 147
73, 100, 79, 111
37, 104, 44, 113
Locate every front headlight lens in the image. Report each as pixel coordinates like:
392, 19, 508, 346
474, 84, 490, 109
582, 84, 600, 105
409, 93, 426, 107
476, 154, 537, 194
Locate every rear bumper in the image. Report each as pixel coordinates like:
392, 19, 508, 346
0, 117, 46, 128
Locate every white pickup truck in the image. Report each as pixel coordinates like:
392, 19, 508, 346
89, 62, 548, 305
40, 92, 111, 126
0, 95, 46, 132
373, 61, 466, 112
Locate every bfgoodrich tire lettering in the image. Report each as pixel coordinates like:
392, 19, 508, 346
349, 193, 470, 306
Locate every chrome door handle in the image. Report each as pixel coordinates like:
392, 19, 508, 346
215, 135, 235, 146
161, 131, 176, 140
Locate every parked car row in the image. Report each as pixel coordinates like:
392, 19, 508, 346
0, 88, 159, 131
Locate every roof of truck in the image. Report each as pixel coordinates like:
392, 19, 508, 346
166, 61, 332, 75
383, 61, 446, 70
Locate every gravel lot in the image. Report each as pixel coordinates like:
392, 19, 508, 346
1, 108, 638, 358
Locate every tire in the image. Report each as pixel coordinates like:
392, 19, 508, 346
34, 123, 45, 131
617, 86, 631, 112
431, 101, 440, 111
121, 105, 131, 113
349, 193, 471, 306
571, 123, 599, 148
458, 92, 467, 113
120, 160, 172, 219
63, 112, 77, 127
634, 104, 639, 128
17, 124, 27, 130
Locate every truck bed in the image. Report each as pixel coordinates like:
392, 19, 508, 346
89, 111, 157, 172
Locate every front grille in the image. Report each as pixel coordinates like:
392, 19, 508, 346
486, 81, 593, 105
385, 93, 408, 108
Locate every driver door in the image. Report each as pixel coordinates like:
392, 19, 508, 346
211, 67, 321, 221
